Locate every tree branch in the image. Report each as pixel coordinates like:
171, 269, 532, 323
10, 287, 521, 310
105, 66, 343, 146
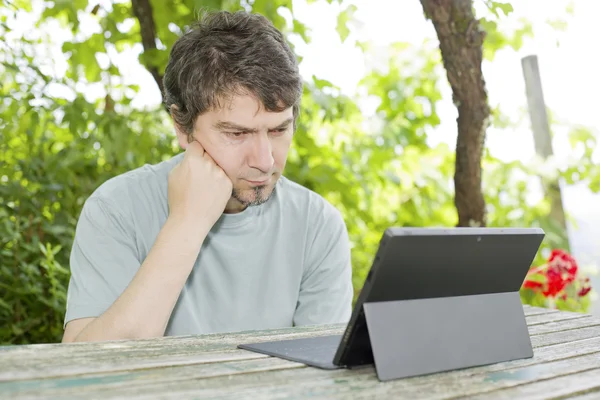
131, 0, 164, 101
419, 0, 490, 227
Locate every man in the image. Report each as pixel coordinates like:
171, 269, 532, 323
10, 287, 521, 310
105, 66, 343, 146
62, 10, 353, 343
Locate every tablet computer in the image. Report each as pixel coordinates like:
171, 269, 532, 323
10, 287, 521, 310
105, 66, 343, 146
238, 227, 545, 374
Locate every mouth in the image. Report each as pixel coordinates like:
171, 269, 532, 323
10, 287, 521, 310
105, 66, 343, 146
245, 178, 270, 186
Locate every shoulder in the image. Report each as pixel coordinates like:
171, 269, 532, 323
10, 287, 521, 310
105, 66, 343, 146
89, 153, 181, 203
81, 153, 183, 220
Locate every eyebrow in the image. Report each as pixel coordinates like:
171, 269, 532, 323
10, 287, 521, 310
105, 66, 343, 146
214, 117, 294, 133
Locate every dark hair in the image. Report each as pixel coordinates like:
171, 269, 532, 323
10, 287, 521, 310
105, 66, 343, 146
163, 10, 303, 135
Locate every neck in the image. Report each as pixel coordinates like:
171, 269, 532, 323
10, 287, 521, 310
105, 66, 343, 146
223, 197, 247, 214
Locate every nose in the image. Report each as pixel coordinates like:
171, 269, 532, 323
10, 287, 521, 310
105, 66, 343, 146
247, 132, 274, 173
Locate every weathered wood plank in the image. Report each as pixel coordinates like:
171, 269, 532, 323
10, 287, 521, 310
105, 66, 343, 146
526, 310, 589, 326
522, 305, 558, 317
1, 349, 270, 382
1, 323, 345, 356
0, 327, 344, 381
0, 357, 304, 399
23, 351, 600, 400
528, 315, 600, 336
531, 325, 600, 347
1, 305, 596, 400
166, 353, 600, 399
561, 391, 600, 400
461, 368, 600, 399
5, 334, 600, 399
2, 312, 598, 383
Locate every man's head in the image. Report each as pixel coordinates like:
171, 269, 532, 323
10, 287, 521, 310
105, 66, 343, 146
163, 11, 303, 213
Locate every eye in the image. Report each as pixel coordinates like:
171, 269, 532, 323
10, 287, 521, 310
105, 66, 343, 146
269, 128, 288, 136
227, 131, 245, 138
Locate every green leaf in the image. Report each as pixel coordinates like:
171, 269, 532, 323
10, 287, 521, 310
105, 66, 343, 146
336, 4, 356, 43
546, 19, 568, 32
38, 242, 48, 256
312, 75, 337, 90
292, 19, 310, 43
12, 0, 33, 12
566, 1, 575, 15
494, 2, 513, 16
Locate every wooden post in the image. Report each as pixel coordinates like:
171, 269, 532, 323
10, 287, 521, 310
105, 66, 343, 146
521, 55, 569, 246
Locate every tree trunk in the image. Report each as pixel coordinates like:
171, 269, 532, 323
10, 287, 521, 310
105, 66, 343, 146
131, 0, 164, 100
419, 0, 489, 227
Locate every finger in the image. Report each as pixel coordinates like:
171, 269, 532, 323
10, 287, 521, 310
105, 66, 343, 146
201, 148, 217, 164
186, 140, 205, 157
188, 140, 217, 165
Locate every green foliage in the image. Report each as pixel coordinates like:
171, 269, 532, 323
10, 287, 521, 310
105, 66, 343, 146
0, 36, 177, 343
0, 0, 595, 345
479, 1, 534, 60
336, 4, 356, 43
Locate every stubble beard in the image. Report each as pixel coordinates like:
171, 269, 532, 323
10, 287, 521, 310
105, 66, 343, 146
231, 184, 276, 207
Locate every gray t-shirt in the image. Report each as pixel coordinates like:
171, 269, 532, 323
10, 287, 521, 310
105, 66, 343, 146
64, 153, 353, 336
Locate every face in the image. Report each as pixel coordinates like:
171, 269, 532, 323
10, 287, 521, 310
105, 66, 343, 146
176, 94, 294, 213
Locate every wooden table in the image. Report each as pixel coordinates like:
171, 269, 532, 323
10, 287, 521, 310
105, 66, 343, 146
1, 305, 600, 399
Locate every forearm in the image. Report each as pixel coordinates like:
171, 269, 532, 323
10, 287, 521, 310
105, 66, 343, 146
73, 216, 209, 342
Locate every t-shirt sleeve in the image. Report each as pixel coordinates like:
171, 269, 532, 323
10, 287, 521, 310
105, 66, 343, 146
293, 203, 354, 326
64, 196, 141, 327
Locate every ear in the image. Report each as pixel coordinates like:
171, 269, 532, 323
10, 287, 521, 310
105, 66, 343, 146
170, 105, 192, 150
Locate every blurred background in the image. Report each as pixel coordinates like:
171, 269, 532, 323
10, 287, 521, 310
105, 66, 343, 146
1, 0, 599, 345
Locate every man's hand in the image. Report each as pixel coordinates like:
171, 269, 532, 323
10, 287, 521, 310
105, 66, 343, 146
168, 140, 233, 228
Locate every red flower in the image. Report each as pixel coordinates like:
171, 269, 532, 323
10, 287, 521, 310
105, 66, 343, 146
523, 248, 593, 305
522, 249, 589, 300
523, 280, 543, 290
542, 266, 567, 297
548, 249, 578, 284
579, 278, 592, 297
530, 249, 579, 298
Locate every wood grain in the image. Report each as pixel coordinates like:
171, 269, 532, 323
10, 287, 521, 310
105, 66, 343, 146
1, 306, 598, 400
6, 338, 600, 400
125, 351, 600, 399
560, 391, 600, 400
462, 368, 600, 399
4, 323, 600, 399
528, 315, 600, 336
0, 326, 344, 381
526, 310, 589, 326
523, 307, 560, 317
0, 357, 304, 399
532, 325, 600, 347
1, 305, 571, 382
24, 350, 600, 400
